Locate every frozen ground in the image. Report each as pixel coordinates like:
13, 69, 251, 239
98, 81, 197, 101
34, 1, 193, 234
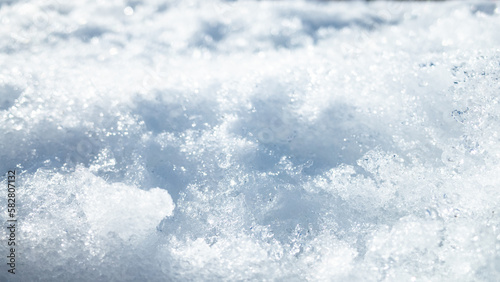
0, 0, 500, 281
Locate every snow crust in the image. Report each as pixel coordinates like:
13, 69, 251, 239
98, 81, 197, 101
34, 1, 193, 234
0, 0, 500, 281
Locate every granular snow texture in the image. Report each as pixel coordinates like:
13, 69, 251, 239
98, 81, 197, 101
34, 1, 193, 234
0, 0, 500, 281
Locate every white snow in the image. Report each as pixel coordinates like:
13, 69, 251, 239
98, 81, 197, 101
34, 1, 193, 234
0, 0, 500, 281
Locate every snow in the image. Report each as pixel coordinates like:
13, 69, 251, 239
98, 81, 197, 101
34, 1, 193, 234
0, 0, 500, 281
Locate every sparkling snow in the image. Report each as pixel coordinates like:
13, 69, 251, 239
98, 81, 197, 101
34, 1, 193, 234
1, 0, 500, 281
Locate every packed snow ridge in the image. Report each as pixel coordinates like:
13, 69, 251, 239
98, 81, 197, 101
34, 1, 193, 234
0, 0, 500, 281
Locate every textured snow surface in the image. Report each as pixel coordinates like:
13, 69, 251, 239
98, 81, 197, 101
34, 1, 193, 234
1, 0, 500, 281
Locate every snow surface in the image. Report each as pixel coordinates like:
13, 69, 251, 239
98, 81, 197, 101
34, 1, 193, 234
1, 0, 500, 281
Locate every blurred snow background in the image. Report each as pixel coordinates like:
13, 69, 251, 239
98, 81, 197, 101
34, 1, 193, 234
0, 0, 500, 281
